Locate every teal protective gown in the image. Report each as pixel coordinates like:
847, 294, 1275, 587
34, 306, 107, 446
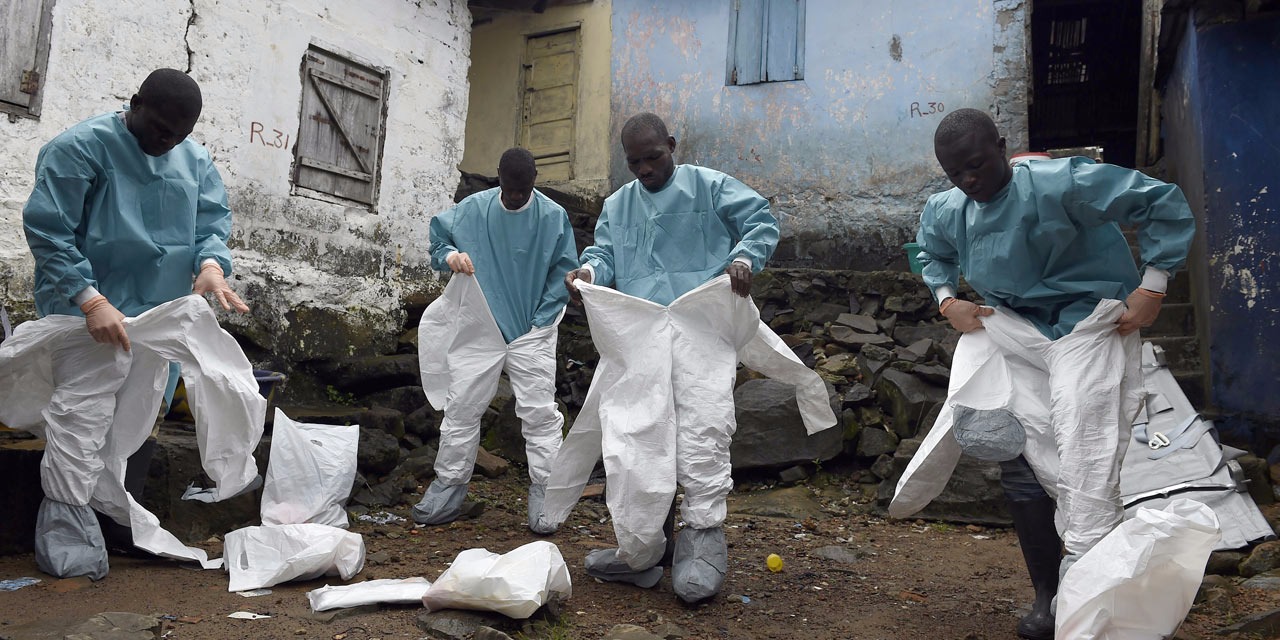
581, 164, 778, 305
916, 157, 1195, 339
24, 111, 235, 318
429, 188, 578, 344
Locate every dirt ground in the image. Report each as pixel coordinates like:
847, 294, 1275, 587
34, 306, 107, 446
0, 469, 1277, 640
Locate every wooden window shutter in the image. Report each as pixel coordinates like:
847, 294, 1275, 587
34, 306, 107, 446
295, 47, 387, 206
727, 0, 805, 86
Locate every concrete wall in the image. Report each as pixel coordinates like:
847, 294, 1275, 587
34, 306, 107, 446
0, 0, 471, 362
1163, 12, 1280, 447
608, 0, 1029, 270
461, 0, 613, 200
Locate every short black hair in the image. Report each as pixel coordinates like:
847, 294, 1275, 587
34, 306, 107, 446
620, 112, 670, 143
934, 108, 1000, 148
137, 68, 203, 120
498, 147, 537, 183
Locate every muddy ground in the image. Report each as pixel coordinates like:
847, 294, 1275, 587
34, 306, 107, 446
0, 467, 1277, 640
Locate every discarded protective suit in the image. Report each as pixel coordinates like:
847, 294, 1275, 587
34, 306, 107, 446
416, 275, 566, 524
428, 187, 578, 344
580, 164, 778, 305
916, 157, 1195, 339
0, 296, 265, 577
23, 110, 234, 318
538, 277, 837, 572
890, 301, 1145, 561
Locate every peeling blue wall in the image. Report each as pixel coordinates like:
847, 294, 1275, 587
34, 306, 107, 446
1165, 13, 1280, 447
609, 0, 1027, 269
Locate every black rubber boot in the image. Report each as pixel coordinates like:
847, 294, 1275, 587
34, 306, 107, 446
97, 438, 157, 554
659, 497, 677, 568
1008, 496, 1061, 640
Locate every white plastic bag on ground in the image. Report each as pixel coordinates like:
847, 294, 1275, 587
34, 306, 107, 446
308, 577, 431, 611
1056, 498, 1221, 640
261, 409, 358, 528
422, 540, 571, 618
224, 523, 365, 592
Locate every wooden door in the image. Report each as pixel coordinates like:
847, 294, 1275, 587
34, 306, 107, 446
520, 28, 579, 182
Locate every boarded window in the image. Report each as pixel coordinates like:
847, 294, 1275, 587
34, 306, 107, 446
727, 0, 805, 86
294, 46, 389, 207
1, 0, 54, 118
520, 28, 579, 182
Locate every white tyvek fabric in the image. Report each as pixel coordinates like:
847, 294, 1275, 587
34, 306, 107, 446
308, 577, 432, 612
418, 275, 563, 485
1056, 499, 1220, 639
541, 276, 836, 570
224, 523, 365, 592
261, 409, 359, 529
0, 296, 265, 568
422, 540, 571, 619
891, 300, 1143, 557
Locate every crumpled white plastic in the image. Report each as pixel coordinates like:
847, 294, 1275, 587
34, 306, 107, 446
223, 523, 365, 592
1056, 498, 1221, 639
308, 577, 432, 612
0, 295, 266, 569
422, 540, 571, 619
540, 275, 836, 569
261, 409, 359, 529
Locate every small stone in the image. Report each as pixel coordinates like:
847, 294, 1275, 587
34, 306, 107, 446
1240, 540, 1280, 577
812, 545, 866, 564
474, 447, 510, 478
778, 465, 809, 483
605, 623, 665, 640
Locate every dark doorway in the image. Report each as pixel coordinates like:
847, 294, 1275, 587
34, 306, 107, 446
1030, 0, 1143, 168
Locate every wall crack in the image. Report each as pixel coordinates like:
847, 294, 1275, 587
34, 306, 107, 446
184, 0, 197, 73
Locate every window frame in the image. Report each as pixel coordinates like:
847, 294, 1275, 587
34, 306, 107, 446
725, 0, 806, 87
0, 0, 55, 120
291, 43, 391, 210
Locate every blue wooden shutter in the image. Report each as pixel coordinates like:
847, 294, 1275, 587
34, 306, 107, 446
729, 0, 765, 86
728, 0, 804, 86
765, 0, 804, 82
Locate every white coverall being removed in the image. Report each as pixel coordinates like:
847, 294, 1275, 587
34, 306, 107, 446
890, 301, 1145, 571
538, 276, 836, 601
414, 169, 578, 529
0, 296, 265, 579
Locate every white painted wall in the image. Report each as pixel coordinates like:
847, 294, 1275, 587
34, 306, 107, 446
0, 0, 471, 359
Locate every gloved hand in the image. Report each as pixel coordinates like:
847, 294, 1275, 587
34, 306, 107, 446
445, 251, 475, 274
725, 262, 753, 298
940, 297, 993, 333
193, 263, 250, 313
564, 268, 593, 305
81, 295, 131, 351
1117, 288, 1163, 336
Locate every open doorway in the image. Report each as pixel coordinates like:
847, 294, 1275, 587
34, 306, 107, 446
1029, 0, 1143, 168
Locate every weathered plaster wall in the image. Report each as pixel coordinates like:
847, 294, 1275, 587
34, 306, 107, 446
461, 0, 612, 199
0, 0, 471, 362
1184, 14, 1280, 442
608, 0, 1029, 269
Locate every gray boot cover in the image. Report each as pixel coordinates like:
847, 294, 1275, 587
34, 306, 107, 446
412, 480, 469, 525
584, 548, 663, 588
671, 526, 727, 603
35, 498, 109, 581
527, 483, 555, 534
952, 405, 1026, 462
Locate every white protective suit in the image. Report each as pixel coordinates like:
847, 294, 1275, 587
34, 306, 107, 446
539, 276, 836, 570
890, 299, 1144, 559
0, 295, 265, 570
418, 275, 564, 486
